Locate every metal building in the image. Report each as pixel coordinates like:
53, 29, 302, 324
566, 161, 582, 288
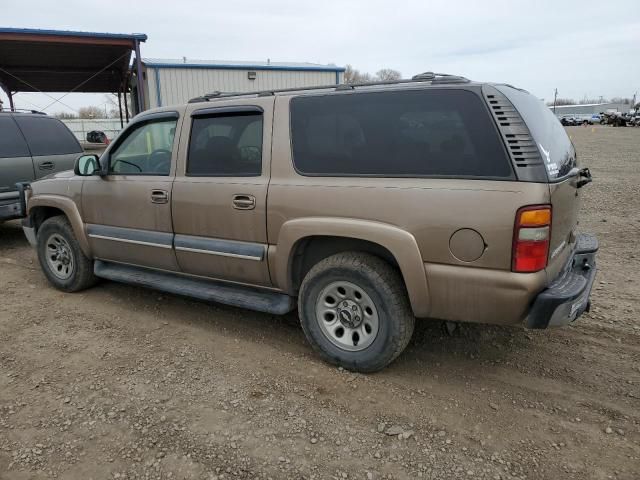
551, 102, 630, 117
142, 58, 345, 109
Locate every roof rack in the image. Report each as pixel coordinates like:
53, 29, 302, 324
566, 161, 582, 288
0, 108, 46, 115
188, 72, 470, 103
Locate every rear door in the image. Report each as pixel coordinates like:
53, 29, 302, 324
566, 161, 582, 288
13, 115, 83, 177
496, 85, 581, 275
171, 98, 274, 286
0, 115, 34, 200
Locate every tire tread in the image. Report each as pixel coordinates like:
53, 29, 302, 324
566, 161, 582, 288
37, 216, 97, 292
299, 251, 414, 372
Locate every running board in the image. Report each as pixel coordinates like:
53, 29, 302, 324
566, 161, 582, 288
94, 261, 295, 315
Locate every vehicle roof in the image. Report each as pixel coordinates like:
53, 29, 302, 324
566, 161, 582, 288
183, 73, 521, 106
131, 75, 528, 122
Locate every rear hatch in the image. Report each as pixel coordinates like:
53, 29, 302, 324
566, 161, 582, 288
494, 85, 582, 277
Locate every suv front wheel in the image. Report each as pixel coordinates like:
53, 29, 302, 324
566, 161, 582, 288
298, 252, 414, 372
36, 216, 97, 292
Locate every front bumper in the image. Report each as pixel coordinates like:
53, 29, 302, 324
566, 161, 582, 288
526, 233, 598, 329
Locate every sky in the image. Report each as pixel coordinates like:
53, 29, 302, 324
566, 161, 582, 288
2, 0, 639, 114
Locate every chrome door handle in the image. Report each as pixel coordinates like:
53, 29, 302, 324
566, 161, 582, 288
150, 189, 169, 204
39, 161, 55, 170
232, 194, 256, 210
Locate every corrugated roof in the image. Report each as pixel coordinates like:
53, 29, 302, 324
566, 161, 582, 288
0, 27, 147, 41
0, 28, 146, 92
143, 58, 345, 72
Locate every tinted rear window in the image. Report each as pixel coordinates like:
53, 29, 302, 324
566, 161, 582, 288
496, 85, 576, 179
14, 116, 82, 156
187, 113, 263, 176
0, 117, 30, 158
290, 89, 512, 178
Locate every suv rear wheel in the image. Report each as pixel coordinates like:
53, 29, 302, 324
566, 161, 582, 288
37, 216, 97, 292
298, 252, 414, 372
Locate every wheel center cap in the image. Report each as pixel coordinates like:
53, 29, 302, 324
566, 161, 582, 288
337, 300, 362, 328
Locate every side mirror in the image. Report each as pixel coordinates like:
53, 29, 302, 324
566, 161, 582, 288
74, 154, 101, 176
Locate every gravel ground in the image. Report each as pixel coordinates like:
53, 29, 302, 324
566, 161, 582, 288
0, 125, 639, 480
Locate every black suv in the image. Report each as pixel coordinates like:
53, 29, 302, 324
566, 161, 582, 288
0, 111, 83, 221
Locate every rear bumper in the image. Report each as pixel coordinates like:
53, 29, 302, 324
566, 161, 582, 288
0, 183, 30, 222
526, 233, 598, 329
0, 198, 22, 221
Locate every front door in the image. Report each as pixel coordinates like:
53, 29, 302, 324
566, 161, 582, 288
81, 112, 182, 271
171, 99, 274, 286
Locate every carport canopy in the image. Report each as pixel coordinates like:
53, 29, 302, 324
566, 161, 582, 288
0, 27, 147, 117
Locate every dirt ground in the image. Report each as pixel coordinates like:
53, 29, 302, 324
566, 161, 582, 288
1, 126, 639, 480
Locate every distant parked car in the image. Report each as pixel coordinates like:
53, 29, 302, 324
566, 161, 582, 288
572, 114, 599, 125
86, 130, 109, 144
560, 116, 577, 126
0, 111, 83, 222
601, 112, 627, 127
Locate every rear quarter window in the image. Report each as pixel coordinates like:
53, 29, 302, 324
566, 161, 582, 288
495, 85, 577, 180
14, 116, 82, 157
290, 89, 513, 178
0, 117, 30, 158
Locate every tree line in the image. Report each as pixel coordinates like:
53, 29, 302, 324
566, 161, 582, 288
54, 94, 129, 120
547, 97, 637, 107
344, 65, 402, 84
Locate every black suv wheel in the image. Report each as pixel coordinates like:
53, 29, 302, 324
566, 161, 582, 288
298, 252, 414, 372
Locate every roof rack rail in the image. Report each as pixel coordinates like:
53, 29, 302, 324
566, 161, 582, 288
187, 72, 470, 103
0, 108, 46, 115
411, 72, 470, 84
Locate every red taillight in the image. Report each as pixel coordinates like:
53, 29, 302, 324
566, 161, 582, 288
512, 205, 551, 273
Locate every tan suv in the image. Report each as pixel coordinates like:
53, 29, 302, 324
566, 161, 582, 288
19, 73, 598, 372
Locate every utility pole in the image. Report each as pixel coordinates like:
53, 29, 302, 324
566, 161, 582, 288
553, 88, 558, 113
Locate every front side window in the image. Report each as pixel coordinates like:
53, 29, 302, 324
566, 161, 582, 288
109, 119, 177, 175
290, 89, 512, 178
187, 113, 263, 176
14, 116, 82, 156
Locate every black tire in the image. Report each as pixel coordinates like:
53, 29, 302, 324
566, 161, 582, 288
36, 216, 97, 292
298, 252, 415, 372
